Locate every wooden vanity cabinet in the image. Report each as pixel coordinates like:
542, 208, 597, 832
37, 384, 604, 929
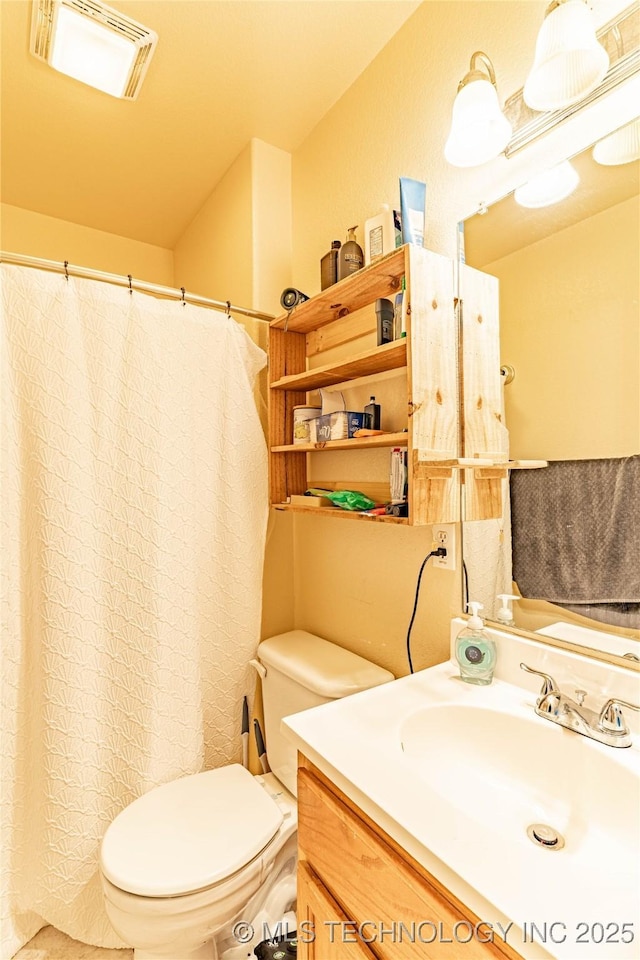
296, 756, 523, 960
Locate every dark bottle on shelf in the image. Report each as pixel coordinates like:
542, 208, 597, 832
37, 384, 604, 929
320, 240, 341, 290
364, 396, 381, 430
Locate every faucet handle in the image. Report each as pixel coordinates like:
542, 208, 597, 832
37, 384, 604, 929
520, 663, 560, 698
598, 698, 640, 736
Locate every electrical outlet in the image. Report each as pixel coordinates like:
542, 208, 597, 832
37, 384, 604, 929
432, 523, 456, 570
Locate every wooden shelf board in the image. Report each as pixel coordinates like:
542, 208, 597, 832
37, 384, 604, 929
270, 247, 406, 333
459, 459, 548, 469
271, 503, 408, 523
271, 431, 409, 453
270, 339, 406, 391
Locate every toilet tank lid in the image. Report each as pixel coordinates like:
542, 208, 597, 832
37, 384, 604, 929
257, 630, 393, 699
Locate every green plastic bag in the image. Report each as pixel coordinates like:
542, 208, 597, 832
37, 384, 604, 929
307, 488, 375, 512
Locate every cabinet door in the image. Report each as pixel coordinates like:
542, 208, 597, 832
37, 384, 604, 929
298, 767, 520, 960
297, 861, 378, 960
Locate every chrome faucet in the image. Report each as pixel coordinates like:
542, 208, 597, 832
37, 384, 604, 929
520, 663, 640, 749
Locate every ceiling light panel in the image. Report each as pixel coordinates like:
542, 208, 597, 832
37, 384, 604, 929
30, 0, 158, 100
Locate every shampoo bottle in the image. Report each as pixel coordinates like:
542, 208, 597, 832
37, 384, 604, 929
455, 603, 496, 686
337, 226, 364, 281
320, 240, 341, 290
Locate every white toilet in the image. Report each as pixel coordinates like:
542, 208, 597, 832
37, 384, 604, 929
100, 630, 393, 960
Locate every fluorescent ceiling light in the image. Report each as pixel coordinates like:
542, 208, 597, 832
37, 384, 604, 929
523, 0, 609, 112
30, 0, 157, 100
593, 117, 640, 166
514, 160, 580, 208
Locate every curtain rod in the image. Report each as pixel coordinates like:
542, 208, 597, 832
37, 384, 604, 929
0, 251, 274, 323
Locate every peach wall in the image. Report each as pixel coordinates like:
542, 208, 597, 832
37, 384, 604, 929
173, 139, 295, 644
287, 2, 540, 675
488, 196, 639, 461
287, 0, 640, 674
1, 203, 173, 284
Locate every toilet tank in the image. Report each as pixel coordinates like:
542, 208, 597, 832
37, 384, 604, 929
256, 630, 393, 796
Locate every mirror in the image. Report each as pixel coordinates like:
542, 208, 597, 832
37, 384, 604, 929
460, 122, 639, 663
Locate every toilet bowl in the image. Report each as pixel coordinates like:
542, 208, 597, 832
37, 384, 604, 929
101, 766, 297, 960
100, 631, 393, 960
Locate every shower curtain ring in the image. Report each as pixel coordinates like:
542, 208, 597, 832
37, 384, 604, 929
181, 287, 186, 307
63, 261, 69, 281
128, 275, 133, 296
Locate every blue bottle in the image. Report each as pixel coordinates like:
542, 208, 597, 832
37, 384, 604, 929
455, 602, 496, 685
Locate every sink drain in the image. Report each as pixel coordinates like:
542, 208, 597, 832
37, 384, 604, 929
527, 823, 565, 851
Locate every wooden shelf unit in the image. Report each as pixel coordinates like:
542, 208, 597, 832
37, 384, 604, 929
268, 245, 460, 524
270, 339, 407, 392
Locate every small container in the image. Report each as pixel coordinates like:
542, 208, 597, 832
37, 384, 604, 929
394, 281, 406, 339
376, 298, 394, 345
292, 405, 321, 445
364, 206, 402, 265
321, 241, 341, 290
314, 411, 366, 442
364, 396, 380, 430
455, 603, 496, 686
389, 447, 407, 502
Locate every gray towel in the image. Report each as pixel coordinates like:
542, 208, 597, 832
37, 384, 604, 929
510, 456, 640, 606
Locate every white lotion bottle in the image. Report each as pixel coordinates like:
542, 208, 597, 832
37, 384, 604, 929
496, 594, 520, 627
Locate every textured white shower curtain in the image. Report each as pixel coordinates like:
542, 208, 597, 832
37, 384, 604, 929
0, 264, 268, 955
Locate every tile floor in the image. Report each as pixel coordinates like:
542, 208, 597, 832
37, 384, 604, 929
13, 927, 133, 960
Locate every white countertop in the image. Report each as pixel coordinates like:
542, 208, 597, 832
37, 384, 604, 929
282, 627, 640, 960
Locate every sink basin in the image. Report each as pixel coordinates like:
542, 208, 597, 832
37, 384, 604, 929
283, 645, 640, 960
400, 703, 638, 850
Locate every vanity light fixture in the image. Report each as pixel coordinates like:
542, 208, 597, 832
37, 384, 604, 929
444, 51, 512, 168
514, 160, 580, 208
30, 0, 158, 99
593, 116, 640, 165
523, 0, 609, 112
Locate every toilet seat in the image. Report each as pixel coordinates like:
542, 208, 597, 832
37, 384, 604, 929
100, 765, 283, 897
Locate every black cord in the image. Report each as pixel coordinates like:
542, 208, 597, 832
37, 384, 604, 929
462, 559, 470, 612
406, 548, 446, 673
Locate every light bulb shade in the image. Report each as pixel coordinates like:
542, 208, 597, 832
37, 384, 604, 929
523, 0, 609, 112
444, 77, 512, 167
514, 160, 580, 208
593, 118, 640, 166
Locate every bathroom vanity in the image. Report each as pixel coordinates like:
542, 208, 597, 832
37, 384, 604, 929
297, 754, 521, 959
284, 621, 640, 960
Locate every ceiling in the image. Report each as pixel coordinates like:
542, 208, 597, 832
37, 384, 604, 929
0, 0, 420, 248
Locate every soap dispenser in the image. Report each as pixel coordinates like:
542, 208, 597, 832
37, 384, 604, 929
337, 226, 364, 281
455, 602, 496, 686
496, 594, 520, 627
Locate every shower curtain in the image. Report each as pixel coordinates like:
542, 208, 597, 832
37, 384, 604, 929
0, 264, 268, 954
